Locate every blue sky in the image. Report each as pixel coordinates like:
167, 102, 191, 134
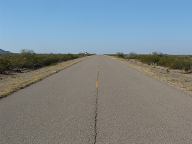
0, 0, 192, 54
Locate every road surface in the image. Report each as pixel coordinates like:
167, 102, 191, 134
1, 55, 192, 144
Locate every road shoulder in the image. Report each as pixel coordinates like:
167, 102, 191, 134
111, 56, 192, 95
0, 57, 86, 98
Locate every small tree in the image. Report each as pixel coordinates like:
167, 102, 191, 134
116, 52, 126, 58
19, 49, 37, 69
21, 49, 35, 55
0, 58, 10, 73
128, 52, 137, 59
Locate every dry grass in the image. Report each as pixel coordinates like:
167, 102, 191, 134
0, 57, 85, 98
112, 57, 192, 95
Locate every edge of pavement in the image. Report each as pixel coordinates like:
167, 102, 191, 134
0, 56, 88, 99
108, 56, 192, 96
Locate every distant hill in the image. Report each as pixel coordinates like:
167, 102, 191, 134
0, 49, 10, 54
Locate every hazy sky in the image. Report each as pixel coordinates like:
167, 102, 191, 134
0, 0, 192, 54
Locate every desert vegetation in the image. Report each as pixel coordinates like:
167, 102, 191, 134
0, 49, 89, 74
115, 52, 192, 72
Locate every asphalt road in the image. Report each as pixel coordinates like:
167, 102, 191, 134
1, 55, 192, 144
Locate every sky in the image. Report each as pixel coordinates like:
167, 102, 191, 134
0, 0, 192, 54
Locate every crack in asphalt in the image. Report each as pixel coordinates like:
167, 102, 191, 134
94, 71, 99, 144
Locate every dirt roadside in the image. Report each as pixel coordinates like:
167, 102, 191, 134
112, 57, 192, 95
0, 57, 86, 98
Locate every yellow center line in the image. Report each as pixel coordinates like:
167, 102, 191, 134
96, 80, 99, 89
96, 70, 99, 89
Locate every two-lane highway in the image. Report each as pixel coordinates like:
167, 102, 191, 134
1, 56, 192, 144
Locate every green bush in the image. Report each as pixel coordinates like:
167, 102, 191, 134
139, 55, 160, 65
116, 52, 126, 58
0, 51, 86, 73
119, 53, 192, 72
0, 57, 10, 73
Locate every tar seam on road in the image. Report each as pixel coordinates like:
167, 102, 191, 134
94, 71, 99, 144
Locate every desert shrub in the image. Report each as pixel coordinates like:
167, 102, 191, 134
170, 60, 192, 71
128, 53, 137, 59
0, 57, 10, 73
116, 52, 126, 58
117, 53, 192, 72
137, 55, 160, 65
182, 62, 192, 72
0, 51, 85, 73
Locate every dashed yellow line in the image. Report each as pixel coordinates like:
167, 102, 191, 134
96, 70, 99, 89
96, 80, 99, 89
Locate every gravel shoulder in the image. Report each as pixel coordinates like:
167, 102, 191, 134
0, 57, 85, 98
